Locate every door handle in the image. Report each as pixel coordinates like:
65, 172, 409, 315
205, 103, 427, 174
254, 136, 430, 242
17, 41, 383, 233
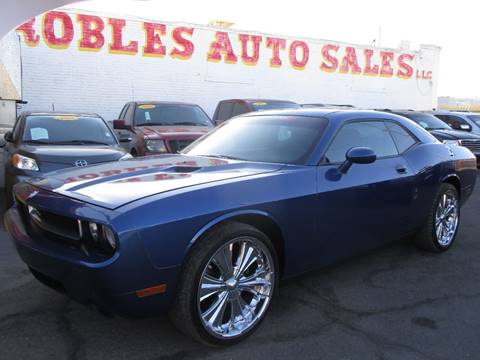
396, 165, 407, 174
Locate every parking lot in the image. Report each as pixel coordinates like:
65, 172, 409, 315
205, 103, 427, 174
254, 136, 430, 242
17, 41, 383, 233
0, 174, 478, 360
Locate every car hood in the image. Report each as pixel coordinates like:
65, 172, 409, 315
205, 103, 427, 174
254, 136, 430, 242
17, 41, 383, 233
428, 129, 480, 140
27, 155, 283, 209
137, 125, 211, 139
18, 145, 127, 166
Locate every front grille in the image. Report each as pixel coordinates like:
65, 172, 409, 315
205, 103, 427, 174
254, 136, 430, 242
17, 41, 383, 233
168, 139, 196, 153
18, 202, 81, 243
460, 139, 480, 153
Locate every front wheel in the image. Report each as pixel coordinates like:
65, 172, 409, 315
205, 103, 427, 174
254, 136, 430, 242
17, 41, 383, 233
415, 183, 460, 252
170, 222, 278, 345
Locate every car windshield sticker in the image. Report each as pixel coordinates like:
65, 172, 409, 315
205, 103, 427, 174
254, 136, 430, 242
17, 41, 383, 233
278, 126, 292, 141
253, 102, 267, 106
418, 121, 428, 129
53, 116, 80, 121
145, 111, 151, 121
139, 104, 156, 109
30, 127, 49, 140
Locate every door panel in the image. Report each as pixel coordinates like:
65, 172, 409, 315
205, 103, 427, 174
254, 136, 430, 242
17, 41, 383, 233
315, 157, 415, 265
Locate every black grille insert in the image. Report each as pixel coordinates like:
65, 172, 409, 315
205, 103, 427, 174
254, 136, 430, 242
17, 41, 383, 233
460, 139, 480, 153
168, 139, 196, 153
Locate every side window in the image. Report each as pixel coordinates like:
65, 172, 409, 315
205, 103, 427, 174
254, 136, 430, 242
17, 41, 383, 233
124, 105, 134, 126
324, 121, 398, 163
445, 115, 470, 131
232, 102, 250, 117
216, 102, 234, 121
386, 122, 417, 153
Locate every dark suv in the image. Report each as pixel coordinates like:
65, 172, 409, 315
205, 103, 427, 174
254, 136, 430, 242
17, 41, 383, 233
113, 101, 214, 156
386, 110, 480, 165
428, 111, 480, 135
0, 112, 131, 206
212, 99, 300, 125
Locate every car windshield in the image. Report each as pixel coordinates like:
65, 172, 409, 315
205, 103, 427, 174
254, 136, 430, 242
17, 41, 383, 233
183, 115, 327, 164
135, 104, 212, 127
403, 113, 451, 130
22, 115, 116, 145
467, 115, 480, 127
249, 101, 301, 112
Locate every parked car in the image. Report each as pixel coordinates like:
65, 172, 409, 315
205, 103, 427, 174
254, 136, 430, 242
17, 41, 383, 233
4, 109, 477, 345
113, 101, 213, 156
0, 112, 131, 206
382, 110, 480, 166
428, 110, 480, 135
212, 99, 300, 125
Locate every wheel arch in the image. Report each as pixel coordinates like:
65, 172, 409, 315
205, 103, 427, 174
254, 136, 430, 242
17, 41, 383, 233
186, 210, 286, 278
441, 174, 461, 198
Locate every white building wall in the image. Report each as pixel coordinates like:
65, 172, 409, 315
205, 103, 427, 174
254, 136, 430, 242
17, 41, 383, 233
13, 10, 441, 121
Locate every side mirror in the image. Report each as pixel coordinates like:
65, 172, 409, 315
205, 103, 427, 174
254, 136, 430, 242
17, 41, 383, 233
338, 147, 377, 174
113, 119, 130, 130
4, 131, 13, 143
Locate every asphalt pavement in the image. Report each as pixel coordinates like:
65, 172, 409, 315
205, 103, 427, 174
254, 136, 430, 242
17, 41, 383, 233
0, 175, 479, 360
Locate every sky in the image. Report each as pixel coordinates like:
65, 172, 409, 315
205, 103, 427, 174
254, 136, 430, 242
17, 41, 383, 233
64, 0, 478, 98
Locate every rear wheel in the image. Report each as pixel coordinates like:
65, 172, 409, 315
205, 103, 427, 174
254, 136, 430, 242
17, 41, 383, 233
170, 222, 278, 345
415, 183, 460, 252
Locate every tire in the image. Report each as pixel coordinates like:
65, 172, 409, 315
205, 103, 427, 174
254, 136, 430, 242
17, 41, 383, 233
415, 183, 460, 252
169, 221, 278, 346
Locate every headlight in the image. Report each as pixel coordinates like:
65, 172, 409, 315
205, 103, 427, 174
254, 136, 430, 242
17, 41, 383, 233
145, 139, 167, 153
443, 140, 461, 145
119, 153, 133, 160
12, 154, 39, 171
89, 222, 99, 241
88, 222, 117, 252
102, 226, 117, 250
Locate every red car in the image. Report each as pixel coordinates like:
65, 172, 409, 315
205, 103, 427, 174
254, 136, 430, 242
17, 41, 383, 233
113, 101, 213, 156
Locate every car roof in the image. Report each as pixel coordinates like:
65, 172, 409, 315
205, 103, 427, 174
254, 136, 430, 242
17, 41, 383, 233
240, 108, 409, 121
439, 111, 478, 116
21, 111, 101, 117
133, 101, 201, 106
220, 99, 298, 104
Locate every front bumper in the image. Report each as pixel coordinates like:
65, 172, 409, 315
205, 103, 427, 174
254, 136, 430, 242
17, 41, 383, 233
3, 204, 179, 317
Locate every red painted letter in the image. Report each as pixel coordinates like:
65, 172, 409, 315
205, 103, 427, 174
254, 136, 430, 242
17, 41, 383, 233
143, 22, 166, 57
397, 53, 414, 79
363, 49, 379, 76
207, 32, 237, 63
16, 18, 40, 47
289, 41, 309, 70
77, 14, 105, 51
266, 37, 286, 67
42, 11, 74, 49
320, 44, 339, 72
380, 51, 394, 77
108, 18, 138, 55
238, 34, 262, 66
170, 27, 194, 59
339, 47, 362, 74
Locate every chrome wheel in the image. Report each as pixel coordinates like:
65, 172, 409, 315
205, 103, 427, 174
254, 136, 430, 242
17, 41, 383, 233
197, 237, 274, 339
435, 190, 459, 247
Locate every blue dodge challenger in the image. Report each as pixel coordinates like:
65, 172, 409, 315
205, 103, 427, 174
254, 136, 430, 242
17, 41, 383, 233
4, 109, 477, 345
